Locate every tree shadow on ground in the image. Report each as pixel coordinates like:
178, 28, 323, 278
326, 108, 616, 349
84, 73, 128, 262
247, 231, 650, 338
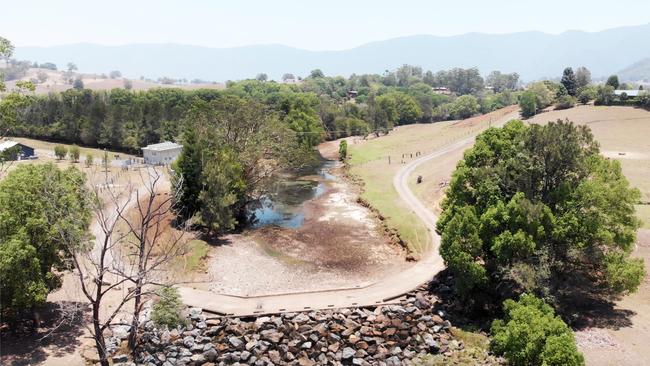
427, 269, 637, 333
0, 301, 89, 366
427, 269, 500, 332
203, 234, 232, 247
558, 291, 635, 331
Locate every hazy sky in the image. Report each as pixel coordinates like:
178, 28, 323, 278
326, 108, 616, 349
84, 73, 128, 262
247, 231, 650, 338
4, 0, 650, 50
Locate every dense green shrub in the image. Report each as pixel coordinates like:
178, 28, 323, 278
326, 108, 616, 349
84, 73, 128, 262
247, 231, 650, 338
151, 287, 185, 329
577, 87, 596, 104
519, 91, 537, 117
333, 117, 370, 138
339, 140, 348, 161
450, 95, 480, 119
595, 85, 615, 106
491, 294, 584, 366
555, 95, 576, 110
54, 145, 68, 160
69, 145, 80, 162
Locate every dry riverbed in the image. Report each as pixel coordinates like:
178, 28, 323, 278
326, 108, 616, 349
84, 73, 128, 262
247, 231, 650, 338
197, 144, 408, 297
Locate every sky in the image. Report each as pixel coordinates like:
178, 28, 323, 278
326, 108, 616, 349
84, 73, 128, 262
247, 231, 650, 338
4, 0, 650, 50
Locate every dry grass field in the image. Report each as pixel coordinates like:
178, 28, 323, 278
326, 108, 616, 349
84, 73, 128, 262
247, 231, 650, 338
5, 67, 224, 95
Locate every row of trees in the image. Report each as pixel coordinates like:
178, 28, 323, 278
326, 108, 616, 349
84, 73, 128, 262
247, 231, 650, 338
9, 66, 520, 154
232, 68, 518, 138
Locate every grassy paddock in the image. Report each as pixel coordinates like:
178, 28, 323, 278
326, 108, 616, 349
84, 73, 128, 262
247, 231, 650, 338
349, 107, 518, 255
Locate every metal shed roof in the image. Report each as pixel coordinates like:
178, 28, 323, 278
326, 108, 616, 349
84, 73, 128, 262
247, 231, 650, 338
141, 141, 183, 151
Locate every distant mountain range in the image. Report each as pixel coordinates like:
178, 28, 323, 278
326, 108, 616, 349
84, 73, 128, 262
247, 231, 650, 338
14, 23, 650, 82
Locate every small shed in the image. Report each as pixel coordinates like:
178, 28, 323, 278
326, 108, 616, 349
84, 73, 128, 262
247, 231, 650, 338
0, 140, 35, 160
141, 141, 183, 165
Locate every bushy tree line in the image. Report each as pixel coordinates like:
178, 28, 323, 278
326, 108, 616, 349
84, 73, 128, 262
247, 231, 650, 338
12, 88, 207, 151
520, 67, 650, 117
519, 67, 593, 117
8, 64, 520, 153
230, 66, 519, 137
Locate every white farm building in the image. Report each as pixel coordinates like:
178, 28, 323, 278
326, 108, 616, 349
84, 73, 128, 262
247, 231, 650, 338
142, 141, 183, 165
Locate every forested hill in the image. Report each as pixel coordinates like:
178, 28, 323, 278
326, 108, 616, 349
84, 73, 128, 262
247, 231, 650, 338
14, 24, 650, 82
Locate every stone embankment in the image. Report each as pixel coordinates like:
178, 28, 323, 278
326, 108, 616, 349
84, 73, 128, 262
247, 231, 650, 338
125, 289, 471, 366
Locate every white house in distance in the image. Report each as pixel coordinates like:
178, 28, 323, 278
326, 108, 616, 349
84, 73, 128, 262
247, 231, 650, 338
141, 141, 183, 165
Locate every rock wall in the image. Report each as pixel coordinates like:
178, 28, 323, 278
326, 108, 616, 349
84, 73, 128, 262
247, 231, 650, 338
133, 291, 467, 365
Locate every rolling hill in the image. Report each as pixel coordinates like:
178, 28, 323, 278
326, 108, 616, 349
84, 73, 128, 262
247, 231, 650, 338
618, 58, 650, 82
14, 23, 650, 82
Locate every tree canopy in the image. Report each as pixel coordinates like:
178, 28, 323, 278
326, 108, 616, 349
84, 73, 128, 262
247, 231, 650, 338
606, 75, 620, 89
491, 294, 584, 366
0, 164, 91, 317
173, 96, 310, 233
437, 120, 645, 305
560, 67, 577, 96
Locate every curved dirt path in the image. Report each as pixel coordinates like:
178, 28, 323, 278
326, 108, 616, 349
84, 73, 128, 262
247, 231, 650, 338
180, 111, 519, 316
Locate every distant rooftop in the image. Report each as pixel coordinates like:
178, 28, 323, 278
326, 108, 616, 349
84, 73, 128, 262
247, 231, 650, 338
0, 140, 23, 151
614, 90, 645, 97
141, 141, 183, 151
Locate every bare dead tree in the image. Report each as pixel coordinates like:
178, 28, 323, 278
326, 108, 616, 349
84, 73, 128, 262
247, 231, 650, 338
49, 170, 133, 366
51, 166, 187, 365
112, 167, 187, 351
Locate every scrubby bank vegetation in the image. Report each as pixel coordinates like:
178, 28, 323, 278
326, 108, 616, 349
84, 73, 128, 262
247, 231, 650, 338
491, 294, 584, 366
